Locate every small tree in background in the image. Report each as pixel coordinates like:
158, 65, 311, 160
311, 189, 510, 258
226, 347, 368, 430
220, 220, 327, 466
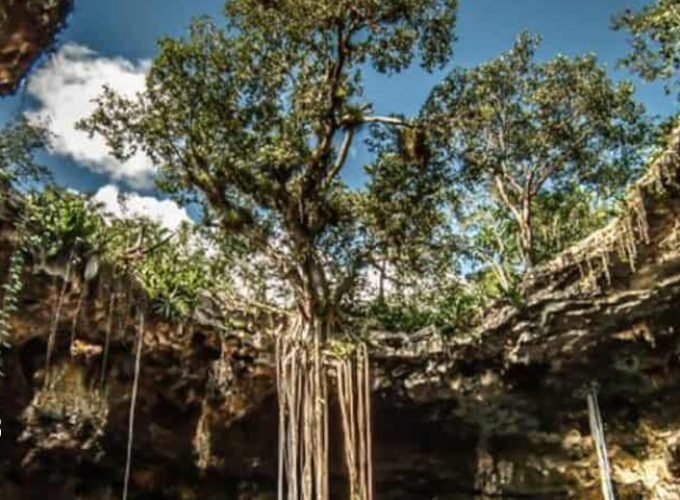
423, 33, 649, 270
82, 1, 459, 497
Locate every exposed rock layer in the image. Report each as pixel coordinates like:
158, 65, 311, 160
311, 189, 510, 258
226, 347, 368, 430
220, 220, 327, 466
0, 0, 72, 95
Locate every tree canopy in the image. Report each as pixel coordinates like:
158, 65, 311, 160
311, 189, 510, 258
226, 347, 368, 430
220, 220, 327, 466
82, 0, 460, 325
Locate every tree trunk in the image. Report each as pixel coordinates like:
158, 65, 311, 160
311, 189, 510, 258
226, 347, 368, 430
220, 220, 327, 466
378, 259, 386, 302
520, 198, 534, 269
492, 174, 535, 270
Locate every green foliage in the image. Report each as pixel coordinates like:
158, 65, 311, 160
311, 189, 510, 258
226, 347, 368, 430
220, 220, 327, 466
462, 202, 521, 293
23, 188, 105, 260
80, 0, 460, 321
423, 32, 649, 269
326, 335, 366, 359
463, 186, 618, 284
363, 283, 484, 334
136, 225, 214, 320
615, 0, 680, 98
0, 118, 49, 380
44, 2, 668, 338
531, 187, 618, 261
0, 118, 49, 192
360, 130, 458, 295
20, 188, 228, 321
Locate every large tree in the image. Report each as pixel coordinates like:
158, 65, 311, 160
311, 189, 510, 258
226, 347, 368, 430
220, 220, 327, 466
84, 0, 457, 330
615, 0, 680, 98
82, 1, 458, 497
423, 33, 648, 269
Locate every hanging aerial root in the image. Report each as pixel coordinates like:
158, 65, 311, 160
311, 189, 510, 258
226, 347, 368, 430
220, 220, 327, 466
69, 282, 87, 356
45, 254, 74, 387
335, 343, 373, 500
100, 279, 117, 386
276, 318, 373, 500
630, 187, 650, 244
122, 310, 145, 500
587, 387, 615, 500
276, 317, 329, 500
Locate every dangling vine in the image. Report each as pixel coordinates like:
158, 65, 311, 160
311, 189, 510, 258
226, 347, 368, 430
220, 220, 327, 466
122, 309, 145, 500
44, 250, 74, 386
69, 281, 86, 356
0, 220, 28, 379
99, 275, 117, 386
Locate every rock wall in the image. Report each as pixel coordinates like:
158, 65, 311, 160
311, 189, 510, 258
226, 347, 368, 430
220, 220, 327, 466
0, 0, 72, 95
3, 275, 679, 500
2, 138, 680, 498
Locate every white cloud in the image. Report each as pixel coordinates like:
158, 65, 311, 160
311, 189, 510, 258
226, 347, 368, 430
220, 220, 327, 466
25, 44, 154, 188
92, 184, 191, 232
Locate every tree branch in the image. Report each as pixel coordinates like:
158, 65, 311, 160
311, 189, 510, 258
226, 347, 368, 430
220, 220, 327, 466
324, 127, 355, 188
533, 129, 590, 194
360, 115, 413, 127
494, 175, 522, 223
122, 232, 175, 262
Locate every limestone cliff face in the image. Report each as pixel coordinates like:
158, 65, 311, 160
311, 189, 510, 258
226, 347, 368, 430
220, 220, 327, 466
1, 135, 680, 499
0, 0, 72, 95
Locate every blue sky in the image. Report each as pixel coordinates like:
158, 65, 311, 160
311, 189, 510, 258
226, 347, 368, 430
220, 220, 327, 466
0, 0, 677, 224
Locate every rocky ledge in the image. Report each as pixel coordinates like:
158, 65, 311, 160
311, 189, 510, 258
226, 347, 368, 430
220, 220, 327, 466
0, 0, 72, 95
